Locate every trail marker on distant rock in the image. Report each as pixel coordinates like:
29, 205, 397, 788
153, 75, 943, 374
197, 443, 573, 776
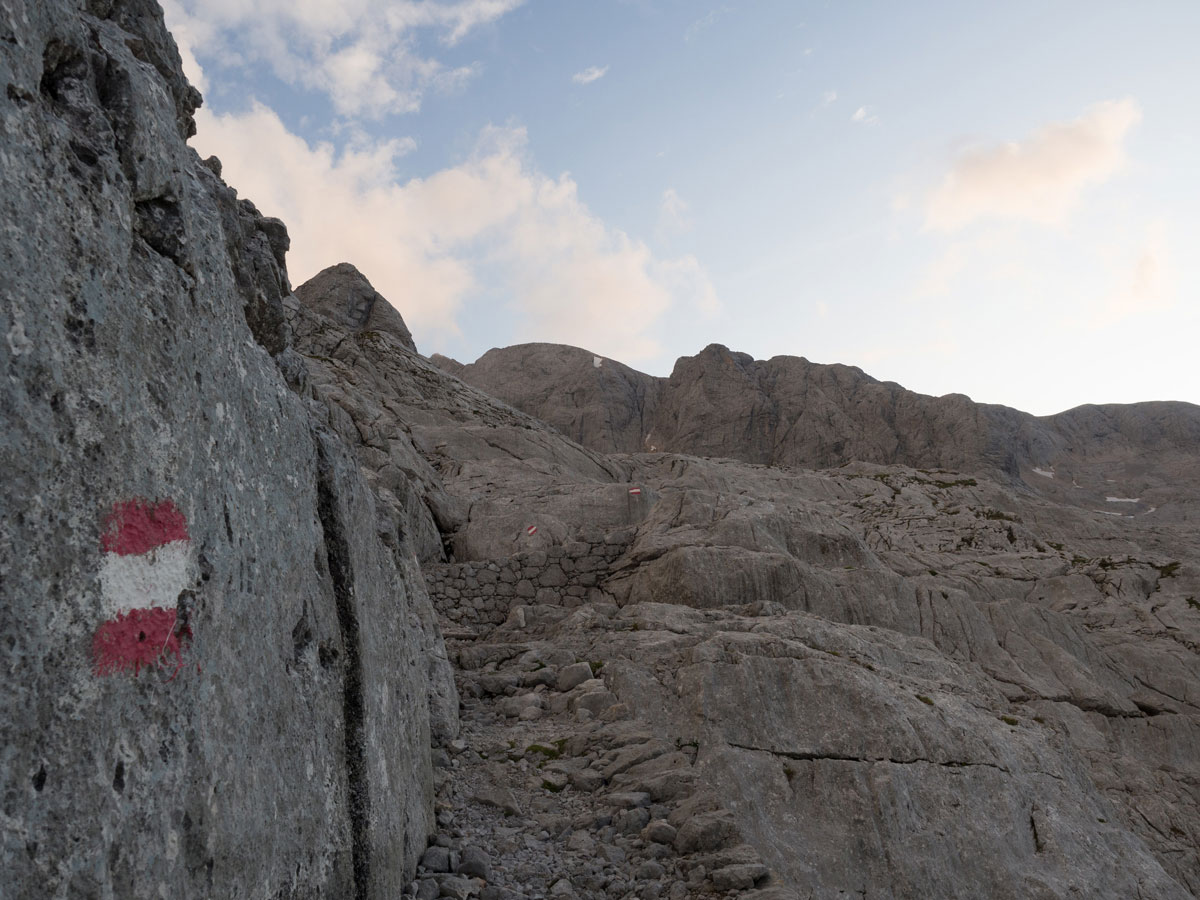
526, 525, 538, 536
92, 498, 192, 677
629, 487, 642, 496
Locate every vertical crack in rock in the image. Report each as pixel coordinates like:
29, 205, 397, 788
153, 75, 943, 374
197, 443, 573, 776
315, 439, 371, 900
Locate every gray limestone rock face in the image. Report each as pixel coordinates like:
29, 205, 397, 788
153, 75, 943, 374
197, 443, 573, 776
9, 3, 1194, 898
453, 342, 1200, 515
337, 329, 1200, 897
455, 343, 661, 454
429, 353, 466, 378
296, 262, 417, 352
0, 2, 445, 897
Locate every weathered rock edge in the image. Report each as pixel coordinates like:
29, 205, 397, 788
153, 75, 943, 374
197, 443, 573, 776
0, 1, 451, 897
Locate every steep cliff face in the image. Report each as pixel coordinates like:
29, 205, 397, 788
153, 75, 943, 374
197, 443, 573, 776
0, 2, 447, 898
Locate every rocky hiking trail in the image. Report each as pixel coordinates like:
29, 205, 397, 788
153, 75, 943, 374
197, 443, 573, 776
409, 610, 788, 900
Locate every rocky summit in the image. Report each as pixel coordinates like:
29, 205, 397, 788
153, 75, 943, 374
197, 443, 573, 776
2, 2, 1199, 900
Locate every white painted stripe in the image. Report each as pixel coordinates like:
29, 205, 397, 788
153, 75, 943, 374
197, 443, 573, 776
1032, 467, 1054, 479
97, 541, 190, 617
1106, 497, 1140, 503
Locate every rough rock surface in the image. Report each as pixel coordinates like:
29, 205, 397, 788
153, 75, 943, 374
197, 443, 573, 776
5, 0, 1200, 896
300, 274, 1200, 897
0, 3, 447, 897
449, 344, 661, 454
452, 343, 1200, 513
296, 261, 418, 352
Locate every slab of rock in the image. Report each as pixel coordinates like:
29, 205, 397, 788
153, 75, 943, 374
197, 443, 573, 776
456, 846, 490, 880
0, 3, 445, 898
710, 863, 769, 891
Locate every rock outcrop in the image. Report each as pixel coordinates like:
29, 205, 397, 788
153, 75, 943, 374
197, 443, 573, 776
452, 343, 1200, 513
447, 344, 660, 454
298, 271, 1200, 898
0, 3, 448, 898
297, 261, 418, 352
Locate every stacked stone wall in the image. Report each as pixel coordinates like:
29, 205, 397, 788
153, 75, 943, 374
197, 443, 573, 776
428, 530, 633, 626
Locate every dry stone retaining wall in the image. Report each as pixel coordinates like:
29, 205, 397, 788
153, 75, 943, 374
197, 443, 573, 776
428, 530, 633, 627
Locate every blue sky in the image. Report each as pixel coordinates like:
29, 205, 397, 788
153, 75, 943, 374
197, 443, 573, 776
164, 0, 1198, 416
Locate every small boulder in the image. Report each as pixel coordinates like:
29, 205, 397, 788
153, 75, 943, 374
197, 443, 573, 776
642, 819, 677, 845
570, 769, 605, 792
557, 662, 595, 692
674, 812, 739, 853
636, 860, 667, 880
456, 846, 491, 880
710, 863, 769, 891
420, 846, 452, 873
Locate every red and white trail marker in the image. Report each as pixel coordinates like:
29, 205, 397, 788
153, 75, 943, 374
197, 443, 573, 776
526, 525, 538, 536
92, 498, 192, 676
628, 487, 642, 496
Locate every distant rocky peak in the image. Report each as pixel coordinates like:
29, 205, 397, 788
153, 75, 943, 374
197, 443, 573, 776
295, 262, 416, 352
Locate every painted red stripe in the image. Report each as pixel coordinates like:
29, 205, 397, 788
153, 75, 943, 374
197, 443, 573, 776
100, 499, 189, 556
92, 607, 190, 676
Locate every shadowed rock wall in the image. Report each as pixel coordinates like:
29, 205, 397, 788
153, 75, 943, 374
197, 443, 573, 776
0, 2, 446, 897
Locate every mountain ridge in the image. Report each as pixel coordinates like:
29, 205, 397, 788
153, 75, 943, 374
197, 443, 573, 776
436, 339, 1200, 524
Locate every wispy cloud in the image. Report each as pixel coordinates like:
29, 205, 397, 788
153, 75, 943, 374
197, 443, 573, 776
656, 188, 694, 240
851, 105, 878, 125
821, 90, 837, 107
571, 65, 609, 85
1091, 222, 1173, 329
685, 7, 728, 42
161, 0, 524, 119
191, 106, 718, 361
925, 98, 1141, 230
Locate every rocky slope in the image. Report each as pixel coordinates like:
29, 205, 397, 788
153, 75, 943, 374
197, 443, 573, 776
300, 270, 1200, 899
0, 3, 451, 898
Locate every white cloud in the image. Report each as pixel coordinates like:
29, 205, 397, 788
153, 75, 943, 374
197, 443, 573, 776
572, 65, 609, 85
821, 90, 837, 107
925, 98, 1141, 231
161, 0, 523, 118
191, 106, 718, 361
656, 188, 693, 239
851, 106, 877, 125
685, 8, 726, 42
